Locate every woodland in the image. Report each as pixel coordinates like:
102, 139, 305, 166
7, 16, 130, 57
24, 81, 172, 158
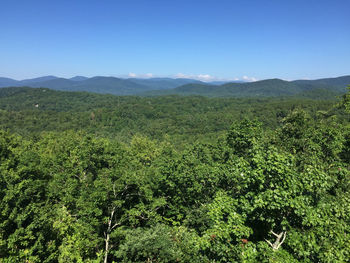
0, 86, 349, 262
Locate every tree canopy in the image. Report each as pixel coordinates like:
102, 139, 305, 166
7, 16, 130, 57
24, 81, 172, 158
0, 87, 349, 262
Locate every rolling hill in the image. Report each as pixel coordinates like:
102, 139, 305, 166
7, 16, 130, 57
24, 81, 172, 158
0, 76, 206, 95
0, 75, 349, 97
142, 76, 350, 97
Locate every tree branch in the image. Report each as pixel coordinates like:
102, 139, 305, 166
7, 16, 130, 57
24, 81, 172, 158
270, 230, 280, 238
265, 239, 274, 248
276, 231, 287, 250
266, 230, 287, 250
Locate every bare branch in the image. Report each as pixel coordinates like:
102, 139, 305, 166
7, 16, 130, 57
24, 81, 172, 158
104, 206, 117, 263
270, 230, 280, 238
111, 222, 120, 230
265, 239, 274, 248
276, 231, 287, 250
266, 230, 287, 250
113, 183, 116, 198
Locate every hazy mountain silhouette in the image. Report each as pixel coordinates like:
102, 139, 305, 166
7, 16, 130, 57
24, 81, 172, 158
0, 75, 348, 97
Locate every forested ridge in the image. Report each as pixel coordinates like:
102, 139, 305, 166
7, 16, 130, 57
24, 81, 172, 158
0, 87, 345, 145
0, 87, 350, 262
0, 75, 349, 97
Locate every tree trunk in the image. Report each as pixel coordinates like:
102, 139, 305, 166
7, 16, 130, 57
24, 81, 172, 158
104, 231, 110, 263
104, 207, 116, 263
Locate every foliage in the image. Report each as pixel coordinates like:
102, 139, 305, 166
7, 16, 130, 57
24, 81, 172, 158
0, 87, 343, 147
0, 88, 349, 262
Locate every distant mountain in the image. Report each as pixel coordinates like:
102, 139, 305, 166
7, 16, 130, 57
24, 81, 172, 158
0, 76, 60, 87
208, 81, 231, 85
0, 76, 206, 95
141, 79, 301, 97
69, 76, 151, 95
126, 78, 205, 90
292, 75, 350, 92
20, 75, 58, 84
24, 76, 153, 95
0, 77, 17, 87
70, 76, 89, 81
142, 76, 350, 97
0, 75, 349, 97
28, 78, 76, 89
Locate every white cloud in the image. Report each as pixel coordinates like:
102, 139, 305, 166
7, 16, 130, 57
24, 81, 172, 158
126, 72, 258, 82
175, 73, 188, 78
174, 73, 259, 83
197, 74, 215, 81
175, 73, 216, 82
126, 72, 154, 78
242, 75, 258, 82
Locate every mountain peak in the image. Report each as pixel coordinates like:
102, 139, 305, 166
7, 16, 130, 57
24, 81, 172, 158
20, 76, 58, 83
70, 76, 88, 81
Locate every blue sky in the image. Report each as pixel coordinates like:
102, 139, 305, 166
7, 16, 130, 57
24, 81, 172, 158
0, 0, 349, 81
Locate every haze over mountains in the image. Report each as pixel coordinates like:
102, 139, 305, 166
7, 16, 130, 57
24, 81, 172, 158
0, 75, 349, 97
151, 76, 350, 98
0, 76, 210, 95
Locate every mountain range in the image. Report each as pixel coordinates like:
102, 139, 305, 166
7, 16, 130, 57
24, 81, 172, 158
149, 76, 350, 97
0, 75, 349, 97
0, 76, 211, 95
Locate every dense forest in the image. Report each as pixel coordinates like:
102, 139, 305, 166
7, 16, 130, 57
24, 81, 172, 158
1, 86, 350, 262
0, 87, 345, 146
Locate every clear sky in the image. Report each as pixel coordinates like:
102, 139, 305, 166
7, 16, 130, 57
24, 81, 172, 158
0, 0, 349, 81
